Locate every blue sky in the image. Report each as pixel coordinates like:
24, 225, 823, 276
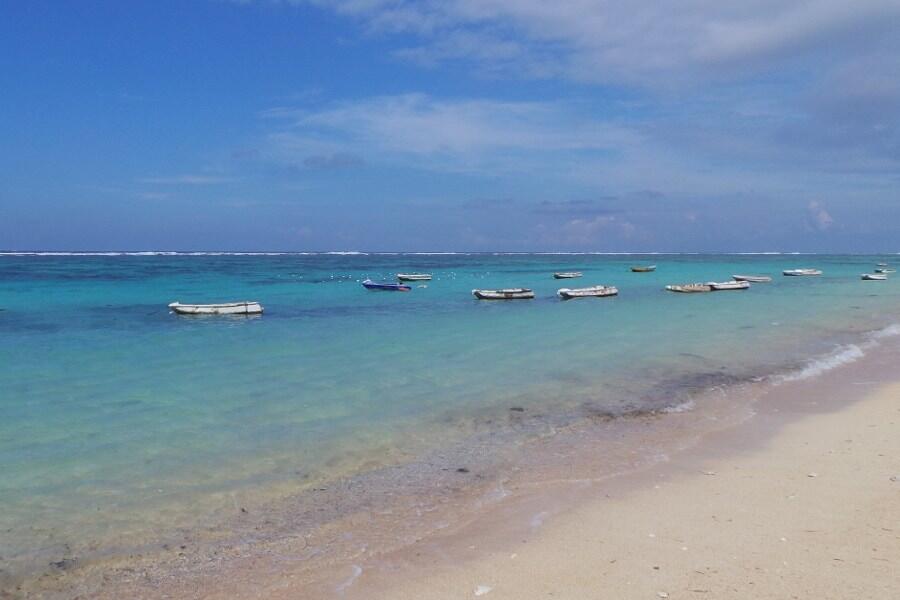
1, 0, 898, 251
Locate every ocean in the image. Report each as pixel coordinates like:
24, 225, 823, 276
1, 252, 898, 589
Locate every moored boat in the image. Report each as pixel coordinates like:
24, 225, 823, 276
862, 273, 887, 281
553, 272, 583, 279
709, 280, 751, 291
783, 269, 822, 276
396, 273, 432, 281
732, 274, 771, 283
557, 285, 618, 299
168, 301, 263, 315
877, 263, 888, 267
874, 268, 895, 274
631, 265, 656, 272
665, 283, 712, 293
472, 288, 534, 300
362, 279, 412, 291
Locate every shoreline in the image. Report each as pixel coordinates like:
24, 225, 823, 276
340, 334, 900, 599
14, 323, 900, 598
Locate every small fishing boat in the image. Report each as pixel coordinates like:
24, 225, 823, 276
557, 285, 618, 299
553, 272, 583, 279
709, 280, 751, 291
665, 283, 712, 293
862, 273, 887, 281
472, 288, 534, 300
631, 265, 656, 272
362, 279, 412, 291
877, 263, 888, 267
874, 268, 895, 274
732, 275, 771, 283
168, 301, 263, 315
783, 269, 822, 276
396, 273, 432, 281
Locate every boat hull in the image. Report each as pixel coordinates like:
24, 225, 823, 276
396, 273, 432, 281
665, 284, 712, 293
557, 286, 618, 299
553, 272, 583, 279
363, 279, 411, 291
168, 302, 263, 315
783, 269, 822, 276
472, 288, 534, 300
631, 266, 656, 272
862, 274, 887, 281
709, 281, 751, 291
732, 275, 771, 283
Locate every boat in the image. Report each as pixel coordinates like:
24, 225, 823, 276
472, 288, 534, 300
862, 273, 887, 281
557, 285, 618, 299
553, 272, 583, 279
709, 280, 751, 291
874, 268, 895, 274
665, 283, 712, 293
877, 263, 888, 267
783, 269, 822, 276
732, 275, 771, 283
631, 265, 656, 272
168, 301, 263, 315
362, 279, 412, 291
396, 273, 432, 281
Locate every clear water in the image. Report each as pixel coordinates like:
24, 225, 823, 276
1, 253, 898, 579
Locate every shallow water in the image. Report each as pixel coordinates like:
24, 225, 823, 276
1, 253, 898, 585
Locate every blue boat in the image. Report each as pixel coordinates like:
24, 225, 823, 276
362, 278, 412, 292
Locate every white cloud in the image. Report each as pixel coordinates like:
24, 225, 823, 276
263, 93, 641, 172
300, 0, 900, 84
806, 200, 834, 231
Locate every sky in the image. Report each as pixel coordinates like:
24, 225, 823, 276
1, 0, 898, 252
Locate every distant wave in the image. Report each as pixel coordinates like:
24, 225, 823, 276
0, 250, 891, 257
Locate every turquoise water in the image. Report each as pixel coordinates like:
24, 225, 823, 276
1, 253, 899, 580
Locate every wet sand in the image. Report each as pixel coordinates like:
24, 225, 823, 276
343, 358, 900, 598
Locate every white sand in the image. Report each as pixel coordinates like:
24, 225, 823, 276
357, 383, 900, 599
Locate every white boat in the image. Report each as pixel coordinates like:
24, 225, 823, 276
709, 280, 751, 291
168, 301, 263, 315
397, 273, 432, 281
553, 272, 583, 279
874, 268, 895, 274
732, 275, 771, 283
557, 285, 618, 299
862, 273, 887, 281
472, 288, 534, 300
783, 269, 822, 276
877, 263, 888, 267
665, 283, 712, 293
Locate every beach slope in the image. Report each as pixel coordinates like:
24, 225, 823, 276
357, 383, 900, 599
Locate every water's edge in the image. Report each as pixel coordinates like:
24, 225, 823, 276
11, 320, 900, 599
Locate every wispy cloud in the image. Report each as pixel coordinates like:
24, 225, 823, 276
299, 0, 900, 85
806, 200, 835, 232
262, 93, 641, 174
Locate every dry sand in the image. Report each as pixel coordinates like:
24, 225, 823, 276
350, 382, 900, 600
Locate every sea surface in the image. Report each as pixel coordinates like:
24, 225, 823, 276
1, 252, 899, 587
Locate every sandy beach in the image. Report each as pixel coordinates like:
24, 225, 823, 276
340, 372, 900, 599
